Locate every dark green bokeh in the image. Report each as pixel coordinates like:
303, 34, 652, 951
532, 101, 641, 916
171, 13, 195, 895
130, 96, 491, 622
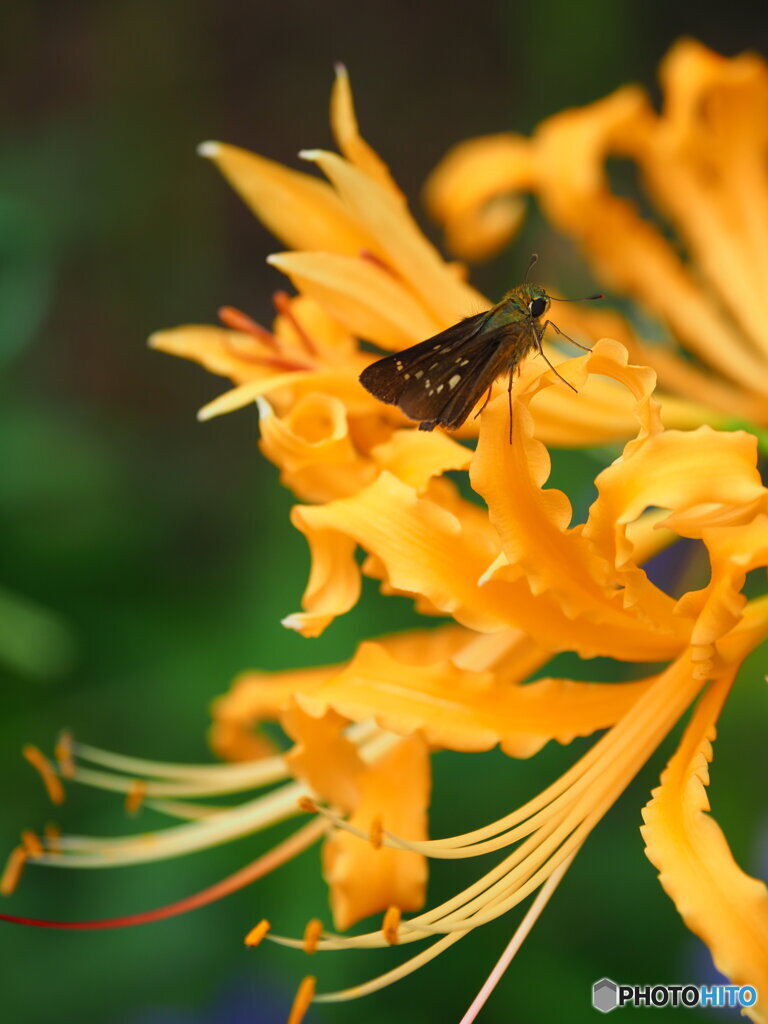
2, 3, 767, 1022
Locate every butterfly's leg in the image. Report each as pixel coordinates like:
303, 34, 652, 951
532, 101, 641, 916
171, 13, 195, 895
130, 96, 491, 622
473, 384, 494, 420
542, 319, 592, 352
507, 368, 514, 444
533, 334, 578, 393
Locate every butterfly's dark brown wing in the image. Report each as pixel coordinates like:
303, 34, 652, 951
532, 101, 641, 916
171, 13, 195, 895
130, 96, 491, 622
359, 311, 491, 406
361, 314, 535, 430
404, 326, 523, 430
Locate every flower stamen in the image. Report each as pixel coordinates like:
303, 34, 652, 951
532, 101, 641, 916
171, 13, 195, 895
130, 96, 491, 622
54, 731, 75, 779
22, 745, 64, 805
272, 291, 319, 357
0, 819, 326, 928
0, 847, 28, 896
218, 305, 281, 349
359, 249, 396, 277
369, 816, 383, 850
44, 824, 60, 855
458, 852, 575, 1024
244, 918, 271, 947
303, 917, 323, 954
20, 831, 43, 857
217, 305, 312, 371
125, 780, 147, 815
382, 905, 401, 945
287, 975, 316, 1024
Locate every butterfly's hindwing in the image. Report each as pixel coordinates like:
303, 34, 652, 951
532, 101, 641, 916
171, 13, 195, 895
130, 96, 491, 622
359, 311, 491, 407
398, 327, 509, 428
410, 323, 538, 429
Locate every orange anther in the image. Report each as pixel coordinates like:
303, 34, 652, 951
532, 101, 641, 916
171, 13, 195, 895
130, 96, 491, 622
22, 745, 65, 805
0, 846, 28, 896
55, 730, 76, 779
297, 796, 318, 814
303, 917, 322, 954
287, 975, 316, 1024
244, 919, 270, 947
21, 830, 43, 857
125, 779, 147, 815
44, 823, 61, 854
382, 905, 402, 945
369, 816, 384, 850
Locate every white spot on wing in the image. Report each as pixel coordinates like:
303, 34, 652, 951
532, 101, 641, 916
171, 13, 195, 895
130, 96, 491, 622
449, 374, 461, 389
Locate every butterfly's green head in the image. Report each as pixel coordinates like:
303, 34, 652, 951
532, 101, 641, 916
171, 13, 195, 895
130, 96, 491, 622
494, 282, 550, 325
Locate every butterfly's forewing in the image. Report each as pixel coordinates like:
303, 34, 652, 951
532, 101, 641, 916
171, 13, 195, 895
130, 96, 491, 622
360, 312, 537, 430
359, 311, 490, 405
399, 326, 514, 429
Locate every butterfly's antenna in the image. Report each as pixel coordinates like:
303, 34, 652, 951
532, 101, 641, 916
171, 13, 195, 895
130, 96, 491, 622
549, 293, 604, 302
524, 253, 539, 282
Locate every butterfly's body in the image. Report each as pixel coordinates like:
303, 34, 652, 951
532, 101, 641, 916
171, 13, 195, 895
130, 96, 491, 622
359, 283, 555, 433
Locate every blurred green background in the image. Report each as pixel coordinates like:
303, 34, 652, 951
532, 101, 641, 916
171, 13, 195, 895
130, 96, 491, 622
2, 2, 767, 1022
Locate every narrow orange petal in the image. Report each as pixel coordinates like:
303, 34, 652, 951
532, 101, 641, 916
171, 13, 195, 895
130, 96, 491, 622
198, 141, 371, 256
301, 149, 485, 327
330, 65, 404, 199
149, 326, 277, 385
266, 250, 440, 348
642, 670, 768, 1020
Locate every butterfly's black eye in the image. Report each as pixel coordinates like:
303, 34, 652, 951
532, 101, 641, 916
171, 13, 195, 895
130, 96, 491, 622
529, 297, 547, 318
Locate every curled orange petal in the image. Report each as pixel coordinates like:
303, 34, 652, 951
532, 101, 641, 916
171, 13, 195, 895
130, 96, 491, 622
293, 641, 654, 758
323, 735, 429, 929
642, 666, 768, 1020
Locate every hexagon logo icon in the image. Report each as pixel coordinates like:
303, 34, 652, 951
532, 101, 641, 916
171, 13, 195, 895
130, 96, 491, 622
593, 978, 619, 1013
